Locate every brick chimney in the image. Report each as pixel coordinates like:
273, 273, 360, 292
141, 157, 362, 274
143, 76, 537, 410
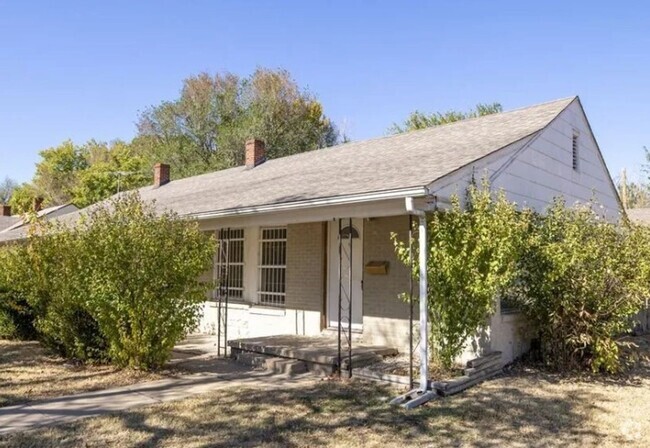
153, 163, 171, 188
245, 139, 266, 169
33, 197, 43, 212
1, 205, 10, 216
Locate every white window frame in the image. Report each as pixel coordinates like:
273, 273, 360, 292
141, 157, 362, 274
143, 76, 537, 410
215, 228, 245, 300
257, 227, 287, 307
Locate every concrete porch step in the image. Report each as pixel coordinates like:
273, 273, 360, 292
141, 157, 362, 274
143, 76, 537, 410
233, 351, 308, 375
265, 357, 308, 375
229, 335, 398, 378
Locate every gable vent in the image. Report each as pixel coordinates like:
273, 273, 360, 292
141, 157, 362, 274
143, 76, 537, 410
572, 132, 580, 171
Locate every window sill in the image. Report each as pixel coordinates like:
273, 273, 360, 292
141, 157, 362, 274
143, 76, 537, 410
250, 305, 286, 316
205, 300, 286, 315
206, 300, 251, 310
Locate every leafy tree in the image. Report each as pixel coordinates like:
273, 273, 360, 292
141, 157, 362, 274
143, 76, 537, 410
0, 177, 17, 204
390, 102, 502, 134
512, 199, 646, 373
33, 140, 89, 205
9, 183, 42, 214
393, 181, 530, 368
137, 68, 340, 178
3, 193, 215, 368
11, 140, 150, 211
71, 140, 149, 208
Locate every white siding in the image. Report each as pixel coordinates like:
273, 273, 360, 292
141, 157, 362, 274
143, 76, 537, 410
432, 99, 622, 221
430, 99, 622, 364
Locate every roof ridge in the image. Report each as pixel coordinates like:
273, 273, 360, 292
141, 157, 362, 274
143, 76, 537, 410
378, 95, 577, 140
160, 96, 577, 189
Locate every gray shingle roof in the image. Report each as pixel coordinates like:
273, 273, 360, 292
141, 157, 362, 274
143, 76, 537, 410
0, 216, 20, 232
0, 203, 76, 233
0, 96, 574, 243
140, 96, 575, 215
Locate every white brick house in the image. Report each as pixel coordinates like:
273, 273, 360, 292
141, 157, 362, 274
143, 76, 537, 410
0, 96, 622, 364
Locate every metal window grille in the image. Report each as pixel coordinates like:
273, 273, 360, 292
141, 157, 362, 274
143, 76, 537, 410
500, 296, 520, 315
258, 227, 287, 306
215, 228, 244, 299
572, 133, 579, 171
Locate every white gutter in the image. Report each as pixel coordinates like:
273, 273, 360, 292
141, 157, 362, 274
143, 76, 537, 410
405, 197, 430, 392
190, 187, 428, 220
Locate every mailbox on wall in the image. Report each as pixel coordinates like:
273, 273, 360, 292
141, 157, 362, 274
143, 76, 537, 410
365, 261, 389, 275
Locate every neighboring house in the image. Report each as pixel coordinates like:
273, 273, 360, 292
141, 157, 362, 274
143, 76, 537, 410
0, 96, 622, 364
0, 203, 79, 234
0, 206, 20, 232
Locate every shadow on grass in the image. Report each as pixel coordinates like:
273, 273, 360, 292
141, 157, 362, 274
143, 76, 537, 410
1, 376, 611, 447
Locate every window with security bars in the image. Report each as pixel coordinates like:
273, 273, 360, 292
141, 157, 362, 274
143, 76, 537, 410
258, 227, 287, 306
215, 228, 244, 299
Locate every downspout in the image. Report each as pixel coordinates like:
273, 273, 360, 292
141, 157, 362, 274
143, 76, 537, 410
405, 197, 429, 392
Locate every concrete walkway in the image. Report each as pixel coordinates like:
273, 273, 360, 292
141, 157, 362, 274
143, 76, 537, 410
0, 362, 314, 435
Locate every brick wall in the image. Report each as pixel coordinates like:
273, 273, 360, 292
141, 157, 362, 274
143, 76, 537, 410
363, 215, 414, 319
285, 222, 326, 314
363, 215, 416, 351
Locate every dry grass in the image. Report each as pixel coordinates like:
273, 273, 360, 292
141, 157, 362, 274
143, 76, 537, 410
2, 336, 650, 447
0, 340, 168, 407
2, 348, 650, 447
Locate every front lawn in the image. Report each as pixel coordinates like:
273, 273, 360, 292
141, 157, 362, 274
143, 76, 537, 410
0, 340, 167, 408
2, 355, 650, 447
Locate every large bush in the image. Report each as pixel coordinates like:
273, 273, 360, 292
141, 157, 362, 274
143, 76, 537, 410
0, 286, 37, 340
3, 219, 108, 360
513, 199, 646, 373
393, 183, 530, 368
5, 193, 215, 368
393, 185, 649, 374
0, 251, 36, 339
77, 194, 216, 368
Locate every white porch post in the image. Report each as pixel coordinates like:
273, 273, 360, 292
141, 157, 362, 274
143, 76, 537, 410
418, 214, 429, 391
390, 196, 437, 408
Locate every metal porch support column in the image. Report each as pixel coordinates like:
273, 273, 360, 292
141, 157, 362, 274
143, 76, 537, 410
390, 197, 437, 408
337, 219, 343, 377
217, 290, 222, 357
408, 215, 414, 388
224, 228, 230, 357
347, 217, 353, 378
217, 235, 223, 358
417, 215, 429, 391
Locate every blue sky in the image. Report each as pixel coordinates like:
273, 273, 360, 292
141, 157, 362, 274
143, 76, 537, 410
0, 1, 648, 184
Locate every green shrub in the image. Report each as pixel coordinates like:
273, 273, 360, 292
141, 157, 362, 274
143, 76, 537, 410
512, 199, 645, 373
3, 224, 108, 360
3, 193, 215, 368
0, 290, 37, 340
75, 194, 215, 369
0, 251, 37, 340
393, 182, 530, 368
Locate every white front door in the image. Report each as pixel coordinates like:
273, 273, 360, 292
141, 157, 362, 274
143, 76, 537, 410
327, 218, 364, 330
